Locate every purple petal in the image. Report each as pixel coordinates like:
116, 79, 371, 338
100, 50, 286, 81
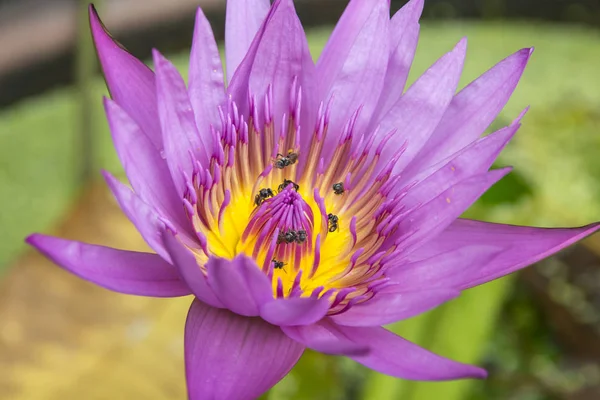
103, 98, 193, 238
386, 244, 503, 290
386, 169, 510, 255
154, 50, 211, 196
225, 0, 271, 82
401, 219, 600, 289
160, 230, 223, 309
228, 0, 316, 134
226, 0, 280, 111
103, 171, 171, 262
285, 319, 486, 380
282, 322, 370, 356
88, 6, 161, 150
405, 48, 533, 178
207, 255, 273, 317
26, 234, 189, 297
330, 288, 459, 327
317, 0, 390, 156
371, 0, 423, 122
189, 7, 226, 135
185, 299, 304, 400
398, 112, 524, 207
260, 296, 331, 326
373, 39, 467, 178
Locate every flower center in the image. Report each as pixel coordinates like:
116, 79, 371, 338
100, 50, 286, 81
181, 82, 395, 308
239, 185, 314, 274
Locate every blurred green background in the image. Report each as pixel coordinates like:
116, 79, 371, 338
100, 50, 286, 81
1, 0, 600, 399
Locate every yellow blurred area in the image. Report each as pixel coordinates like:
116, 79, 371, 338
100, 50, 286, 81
0, 183, 190, 399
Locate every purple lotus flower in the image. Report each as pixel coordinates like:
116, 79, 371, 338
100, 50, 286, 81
27, 0, 599, 398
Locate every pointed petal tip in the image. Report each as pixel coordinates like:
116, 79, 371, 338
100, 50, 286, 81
487, 166, 512, 182
88, 4, 110, 41
25, 233, 41, 247
100, 168, 113, 183
513, 47, 534, 63
403, 0, 425, 18
517, 105, 531, 120
194, 5, 205, 20
455, 37, 468, 52
151, 48, 163, 65
470, 366, 489, 380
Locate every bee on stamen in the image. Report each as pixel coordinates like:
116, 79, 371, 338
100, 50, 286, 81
254, 188, 274, 207
273, 151, 299, 169
332, 182, 345, 195
278, 179, 300, 193
272, 259, 287, 272
296, 230, 307, 244
328, 213, 339, 232
277, 230, 299, 244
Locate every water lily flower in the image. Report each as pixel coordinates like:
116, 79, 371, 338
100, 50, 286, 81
27, 0, 599, 398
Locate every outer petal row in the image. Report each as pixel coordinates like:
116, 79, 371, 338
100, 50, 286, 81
391, 219, 600, 290
228, 0, 316, 138
25, 234, 190, 297
371, 0, 423, 123
160, 230, 332, 326
104, 99, 193, 239
317, 0, 390, 159
185, 300, 304, 400
283, 319, 486, 381
89, 5, 161, 150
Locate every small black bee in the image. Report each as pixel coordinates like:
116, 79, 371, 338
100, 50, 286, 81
274, 151, 299, 169
254, 188, 274, 207
278, 179, 300, 193
272, 259, 286, 271
332, 182, 345, 195
277, 230, 298, 244
328, 213, 339, 233
296, 230, 307, 244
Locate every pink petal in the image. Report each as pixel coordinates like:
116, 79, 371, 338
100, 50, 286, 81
398, 112, 524, 208
260, 296, 331, 326
160, 230, 223, 309
88, 6, 161, 150
317, 0, 390, 157
371, 0, 423, 122
154, 50, 211, 196
225, 0, 271, 83
207, 255, 273, 317
285, 319, 486, 381
185, 299, 304, 400
405, 48, 533, 178
226, 0, 280, 110
102, 171, 170, 262
189, 8, 226, 135
103, 98, 193, 238
389, 169, 510, 254
400, 219, 600, 289
373, 38, 467, 178
330, 288, 459, 327
228, 0, 316, 134
26, 234, 189, 297
282, 323, 370, 356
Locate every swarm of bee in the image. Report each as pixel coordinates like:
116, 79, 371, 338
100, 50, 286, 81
277, 229, 307, 245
